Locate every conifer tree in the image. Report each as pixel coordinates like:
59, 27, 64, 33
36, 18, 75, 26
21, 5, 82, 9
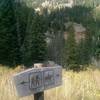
0, 0, 20, 66
63, 25, 78, 70
95, 34, 100, 60
22, 13, 47, 66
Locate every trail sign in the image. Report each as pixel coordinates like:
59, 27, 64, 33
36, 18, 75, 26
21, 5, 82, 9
13, 66, 62, 97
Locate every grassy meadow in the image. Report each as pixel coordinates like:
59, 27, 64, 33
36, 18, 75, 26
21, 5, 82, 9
0, 66, 100, 100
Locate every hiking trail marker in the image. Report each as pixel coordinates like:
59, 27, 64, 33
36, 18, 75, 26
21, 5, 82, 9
13, 65, 62, 99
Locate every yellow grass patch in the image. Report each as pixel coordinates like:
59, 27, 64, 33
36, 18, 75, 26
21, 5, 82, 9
0, 66, 100, 100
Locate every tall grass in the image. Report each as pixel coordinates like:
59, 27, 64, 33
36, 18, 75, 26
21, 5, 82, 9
0, 66, 100, 100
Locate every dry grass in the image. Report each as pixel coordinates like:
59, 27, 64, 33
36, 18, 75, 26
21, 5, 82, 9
0, 66, 100, 100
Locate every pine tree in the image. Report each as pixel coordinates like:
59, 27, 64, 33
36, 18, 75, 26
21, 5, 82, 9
77, 30, 93, 68
0, 0, 21, 66
95, 34, 100, 60
63, 25, 78, 70
22, 13, 47, 66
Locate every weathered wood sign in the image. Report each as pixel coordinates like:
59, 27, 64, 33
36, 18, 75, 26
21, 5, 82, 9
13, 66, 62, 97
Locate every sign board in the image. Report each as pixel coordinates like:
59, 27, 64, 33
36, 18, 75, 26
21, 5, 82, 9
13, 66, 62, 97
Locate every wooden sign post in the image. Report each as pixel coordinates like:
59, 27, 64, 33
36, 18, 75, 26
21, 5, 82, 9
34, 63, 44, 100
34, 92, 44, 100
13, 64, 62, 100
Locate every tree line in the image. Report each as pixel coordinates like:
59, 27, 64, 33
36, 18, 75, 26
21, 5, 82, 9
0, 0, 100, 70
0, 0, 47, 66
